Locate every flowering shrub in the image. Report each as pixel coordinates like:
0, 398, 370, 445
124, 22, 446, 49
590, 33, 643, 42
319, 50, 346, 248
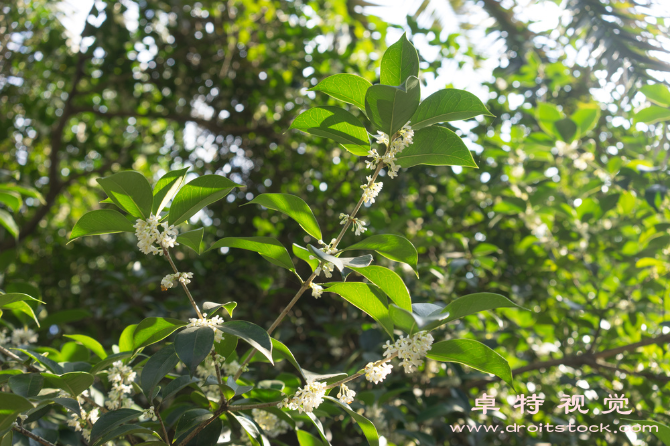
1, 35, 524, 445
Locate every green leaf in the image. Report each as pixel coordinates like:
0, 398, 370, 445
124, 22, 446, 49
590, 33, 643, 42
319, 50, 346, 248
640, 84, 670, 107
297, 429, 325, 446
208, 237, 295, 271
440, 292, 523, 323
427, 339, 514, 388
389, 303, 449, 335
161, 375, 199, 401
309, 73, 372, 111
343, 234, 418, 273
0, 209, 18, 239
39, 309, 91, 328
4, 301, 39, 326
365, 76, 420, 137
271, 338, 305, 379
395, 126, 477, 169
554, 118, 578, 143
203, 301, 237, 318
168, 174, 242, 226
535, 102, 563, 137
305, 412, 332, 446
0, 293, 44, 307
13, 349, 63, 374
570, 103, 600, 137
621, 419, 670, 445
0, 184, 44, 204
94, 425, 155, 446
8, 373, 44, 397
97, 171, 153, 219
90, 409, 143, 445
218, 320, 274, 364
0, 392, 33, 432
177, 228, 205, 255
289, 106, 370, 156
0, 192, 21, 212
410, 89, 493, 130
140, 344, 180, 398
152, 167, 189, 215
293, 244, 320, 271
214, 333, 238, 359
324, 396, 379, 446
324, 282, 394, 338
118, 324, 137, 352
90, 352, 133, 375
64, 334, 107, 359
69, 209, 136, 242
347, 265, 411, 311
247, 193, 322, 240
634, 105, 670, 124
307, 245, 373, 276
174, 327, 214, 375
41, 371, 94, 396
133, 317, 187, 349
380, 33, 419, 87
229, 413, 264, 446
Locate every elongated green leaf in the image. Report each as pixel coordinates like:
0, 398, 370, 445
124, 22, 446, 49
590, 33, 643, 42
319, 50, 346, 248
218, 321, 273, 364
208, 237, 294, 271
0, 209, 18, 239
118, 325, 137, 352
634, 105, 670, 124
395, 126, 477, 169
0, 184, 44, 204
427, 339, 514, 388
289, 106, 370, 156
389, 303, 449, 334
90, 352, 133, 375
0, 293, 43, 307
4, 301, 39, 326
90, 409, 143, 445
133, 317, 187, 349
97, 171, 153, 219
380, 33, 419, 87
411, 89, 492, 130
272, 338, 305, 379
297, 429, 325, 446
8, 373, 44, 397
176, 228, 205, 255
293, 244, 320, 271
248, 193, 322, 240
41, 372, 94, 396
168, 174, 242, 225
140, 344, 180, 397
152, 167, 189, 215
640, 84, 670, 107
570, 103, 601, 136
161, 375, 199, 401
343, 234, 418, 272
535, 102, 563, 138
365, 76, 420, 136
0, 392, 33, 432
441, 292, 523, 323
230, 413, 264, 446
69, 209, 135, 242
203, 301, 237, 318
0, 192, 21, 212
554, 117, 577, 142
348, 265, 411, 311
621, 419, 670, 444
324, 396, 379, 446
309, 74, 372, 111
174, 327, 214, 375
13, 349, 63, 374
214, 333, 238, 359
324, 282, 394, 338
64, 334, 107, 359
305, 412, 332, 446
94, 425, 155, 446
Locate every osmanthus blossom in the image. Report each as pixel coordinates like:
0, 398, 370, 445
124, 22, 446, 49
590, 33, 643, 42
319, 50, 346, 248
310, 282, 323, 298
368, 124, 414, 179
383, 331, 434, 373
364, 362, 393, 384
339, 213, 367, 236
187, 314, 225, 342
312, 238, 338, 278
277, 379, 327, 413
196, 353, 247, 399
1, 327, 38, 347
67, 407, 99, 441
337, 383, 356, 404
105, 360, 136, 410
133, 214, 179, 255
161, 272, 194, 290
251, 409, 290, 438
361, 176, 383, 205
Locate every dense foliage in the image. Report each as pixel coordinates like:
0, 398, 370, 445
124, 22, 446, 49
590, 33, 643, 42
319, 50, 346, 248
2, 1, 670, 445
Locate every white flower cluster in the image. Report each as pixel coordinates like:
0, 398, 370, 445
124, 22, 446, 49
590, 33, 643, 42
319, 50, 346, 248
161, 272, 194, 290
364, 361, 393, 384
144, 406, 158, 422
573, 151, 595, 170
310, 282, 323, 299
361, 176, 383, 205
368, 124, 414, 179
133, 214, 179, 255
222, 359, 246, 376
277, 380, 327, 413
337, 384, 356, 404
67, 407, 99, 441
252, 409, 290, 438
0, 327, 38, 347
383, 331, 434, 373
339, 213, 367, 236
105, 360, 136, 410
187, 315, 224, 342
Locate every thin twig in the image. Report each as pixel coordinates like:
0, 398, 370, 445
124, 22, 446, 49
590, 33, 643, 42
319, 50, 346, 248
12, 426, 56, 446
175, 405, 227, 446
326, 353, 398, 390
163, 248, 203, 319
156, 410, 170, 444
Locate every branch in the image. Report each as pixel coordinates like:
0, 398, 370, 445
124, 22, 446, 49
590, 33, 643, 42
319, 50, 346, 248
163, 248, 203, 319
12, 426, 56, 446
175, 405, 226, 446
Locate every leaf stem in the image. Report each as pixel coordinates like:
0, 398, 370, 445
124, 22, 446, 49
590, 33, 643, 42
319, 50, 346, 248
163, 247, 203, 319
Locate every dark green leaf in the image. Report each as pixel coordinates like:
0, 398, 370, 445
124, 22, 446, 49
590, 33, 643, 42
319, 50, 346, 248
218, 321, 273, 364
90, 409, 143, 445
203, 301, 237, 318
177, 228, 205, 255
343, 234, 418, 273
380, 33, 419, 87
41, 372, 94, 396
309, 74, 372, 111
324, 396, 379, 446
133, 317, 187, 349
90, 352, 133, 375
395, 126, 477, 169
410, 89, 493, 130
94, 425, 155, 446
324, 282, 394, 338
0, 392, 33, 432
208, 237, 294, 271
39, 309, 91, 329
554, 118, 577, 142
168, 174, 242, 226
141, 344, 180, 397
174, 327, 215, 375
97, 171, 153, 219
161, 375, 199, 401
247, 193, 322, 240
0, 293, 43, 307
14, 349, 63, 374
69, 209, 135, 242
365, 76, 420, 136
271, 338, 305, 379
289, 106, 370, 156
8, 373, 43, 397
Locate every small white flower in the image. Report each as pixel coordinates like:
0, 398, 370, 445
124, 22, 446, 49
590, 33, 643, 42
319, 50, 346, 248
252, 409, 290, 438
310, 282, 324, 299
315, 262, 334, 278
161, 272, 193, 290
337, 384, 356, 404
339, 213, 367, 236
364, 361, 393, 384
105, 360, 137, 410
133, 214, 179, 255
144, 406, 158, 422
361, 176, 383, 205
222, 360, 247, 376
11, 327, 38, 346
383, 331, 434, 373
277, 380, 327, 413
188, 315, 224, 342
375, 131, 389, 146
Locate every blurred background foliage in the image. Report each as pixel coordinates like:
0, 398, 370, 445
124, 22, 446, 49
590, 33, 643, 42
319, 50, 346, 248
1, 0, 670, 444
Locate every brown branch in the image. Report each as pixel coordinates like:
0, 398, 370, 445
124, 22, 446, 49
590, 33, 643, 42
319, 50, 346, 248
12, 426, 56, 446
175, 405, 227, 446
163, 248, 204, 319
